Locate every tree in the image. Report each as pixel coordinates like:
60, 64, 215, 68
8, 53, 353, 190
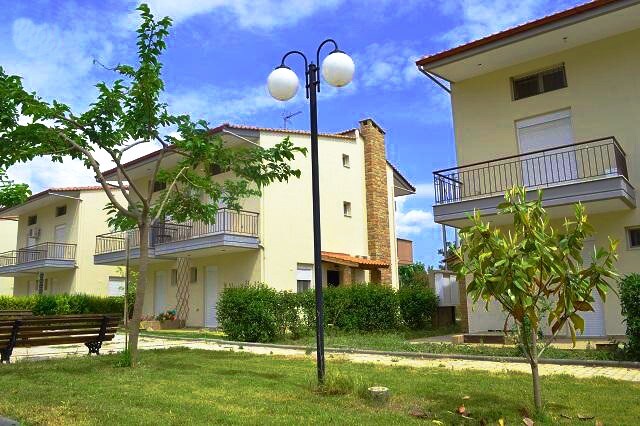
398, 262, 430, 288
0, 4, 306, 365
453, 186, 618, 411
0, 169, 30, 208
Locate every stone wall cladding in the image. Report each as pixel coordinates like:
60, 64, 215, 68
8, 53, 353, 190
360, 119, 392, 284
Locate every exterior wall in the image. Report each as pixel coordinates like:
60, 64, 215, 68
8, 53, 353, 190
397, 238, 413, 265
450, 28, 640, 336
12, 190, 124, 296
0, 219, 18, 295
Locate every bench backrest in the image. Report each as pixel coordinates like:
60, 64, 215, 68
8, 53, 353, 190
0, 310, 33, 320
0, 314, 121, 349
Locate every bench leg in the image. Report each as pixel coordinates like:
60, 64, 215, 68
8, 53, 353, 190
85, 341, 103, 356
1, 349, 11, 364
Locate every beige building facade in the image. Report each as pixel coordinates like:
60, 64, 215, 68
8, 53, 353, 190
0, 187, 125, 297
0, 218, 18, 295
94, 119, 414, 327
418, 0, 640, 337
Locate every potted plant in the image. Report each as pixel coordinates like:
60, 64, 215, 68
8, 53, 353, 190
140, 310, 185, 330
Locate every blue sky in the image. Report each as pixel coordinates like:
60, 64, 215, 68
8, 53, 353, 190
1, 0, 582, 266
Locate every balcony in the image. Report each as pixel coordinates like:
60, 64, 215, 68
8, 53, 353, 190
94, 209, 260, 265
433, 137, 635, 226
0, 242, 77, 276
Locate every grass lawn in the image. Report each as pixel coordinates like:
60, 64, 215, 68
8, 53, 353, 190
142, 328, 621, 361
1, 348, 638, 425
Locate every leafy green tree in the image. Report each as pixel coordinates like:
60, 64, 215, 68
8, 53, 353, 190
0, 4, 305, 365
0, 169, 30, 208
398, 262, 430, 288
453, 186, 618, 411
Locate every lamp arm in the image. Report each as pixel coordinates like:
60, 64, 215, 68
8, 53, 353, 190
280, 50, 310, 98
315, 39, 339, 93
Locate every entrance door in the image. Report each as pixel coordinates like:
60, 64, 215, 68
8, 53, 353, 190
579, 240, 606, 337
154, 271, 167, 315
204, 266, 218, 328
327, 270, 340, 287
516, 110, 576, 187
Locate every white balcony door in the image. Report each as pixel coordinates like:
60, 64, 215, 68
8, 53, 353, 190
53, 224, 66, 259
204, 266, 219, 328
517, 110, 576, 188
579, 240, 606, 337
154, 271, 168, 315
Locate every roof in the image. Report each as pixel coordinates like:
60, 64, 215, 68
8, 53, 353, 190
102, 123, 357, 178
416, 0, 623, 68
0, 186, 104, 216
321, 251, 390, 269
387, 160, 416, 193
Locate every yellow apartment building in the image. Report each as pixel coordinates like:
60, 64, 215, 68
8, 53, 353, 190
0, 187, 125, 296
93, 119, 415, 327
417, 0, 640, 337
0, 218, 18, 295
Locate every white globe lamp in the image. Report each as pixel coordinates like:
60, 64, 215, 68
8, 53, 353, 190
267, 66, 299, 101
321, 51, 355, 87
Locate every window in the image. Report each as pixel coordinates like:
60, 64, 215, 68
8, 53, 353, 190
55, 205, 67, 217
512, 64, 567, 100
628, 228, 640, 249
296, 264, 312, 293
342, 154, 350, 168
343, 201, 352, 217
189, 267, 198, 283
28, 215, 37, 226
171, 269, 178, 287
153, 181, 167, 192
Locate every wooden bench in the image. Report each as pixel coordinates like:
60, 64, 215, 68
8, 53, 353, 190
0, 314, 120, 363
0, 310, 33, 320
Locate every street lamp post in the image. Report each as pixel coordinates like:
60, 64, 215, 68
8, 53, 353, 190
267, 40, 354, 383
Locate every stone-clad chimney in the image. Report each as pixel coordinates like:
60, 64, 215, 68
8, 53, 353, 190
360, 118, 392, 284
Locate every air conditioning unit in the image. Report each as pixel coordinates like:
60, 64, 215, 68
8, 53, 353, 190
28, 228, 41, 239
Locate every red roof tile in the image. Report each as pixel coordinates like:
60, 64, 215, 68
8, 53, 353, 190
321, 251, 390, 268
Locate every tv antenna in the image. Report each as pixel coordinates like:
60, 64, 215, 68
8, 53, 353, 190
282, 110, 302, 129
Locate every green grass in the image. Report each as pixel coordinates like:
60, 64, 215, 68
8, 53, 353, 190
142, 327, 621, 361
1, 348, 638, 425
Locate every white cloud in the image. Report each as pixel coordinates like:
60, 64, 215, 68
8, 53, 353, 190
124, 0, 343, 30
438, 0, 571, 46
395, 183, 438, 237
354, 42, 422, 90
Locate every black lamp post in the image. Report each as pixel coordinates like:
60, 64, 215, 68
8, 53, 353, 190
267, 40, 354, 383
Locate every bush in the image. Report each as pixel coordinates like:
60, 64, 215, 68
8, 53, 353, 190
324, 284, 399, 331
620, 273, 640, 360
398, 285, 438, 329
216, 284, 282, 342
0, 294, 124, 316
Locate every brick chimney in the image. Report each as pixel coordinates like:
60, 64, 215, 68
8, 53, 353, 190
359, 118, 392, 284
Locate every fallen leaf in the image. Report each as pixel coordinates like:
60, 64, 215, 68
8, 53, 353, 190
595, 421, 603, 426
409, 407, 431, 419
431, 421, 443, 425
457, 405, 467, 415
522, 417, 534, 426
560, 414, 573, 420
578, 414, 595, 421
499, 419, 505, 426
463, 395, 471, 400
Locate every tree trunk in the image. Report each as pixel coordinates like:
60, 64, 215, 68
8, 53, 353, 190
530, 327, 543, 411
128, 220, 150, 366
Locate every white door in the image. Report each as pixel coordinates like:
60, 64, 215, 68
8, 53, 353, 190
517, 110, 576, 187
204, 266, 219, 328
579, 240, 606, 337
53, 224, 66, 258
154, 271, 168, 315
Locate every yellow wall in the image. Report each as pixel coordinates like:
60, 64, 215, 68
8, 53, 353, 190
450, 28, 640, 336
13, 190, 124, 296
0, 219, 18, 295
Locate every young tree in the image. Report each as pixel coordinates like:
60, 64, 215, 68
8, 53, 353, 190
453, 186, 618, 411
0, 4, 306, 365
0, 170, 30, 208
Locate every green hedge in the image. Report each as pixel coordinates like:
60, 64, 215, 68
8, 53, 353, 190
620, 274, 640, 360
0, 294, 124, 316
217, 283, 438, 342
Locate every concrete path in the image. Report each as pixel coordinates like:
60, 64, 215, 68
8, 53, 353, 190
8, 334, 640, 383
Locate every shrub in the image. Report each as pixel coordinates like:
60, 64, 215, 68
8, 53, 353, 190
399, 262, 430, 288
324, 284, 399, 332
620, 273, 640, 360
0, 294, 124, 316
398, 285, 438, 329
217, 284, 281, 342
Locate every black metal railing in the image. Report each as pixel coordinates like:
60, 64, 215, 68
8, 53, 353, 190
433, 137, 629, 204
95, 209, 259, 255
0, 242, 77, 268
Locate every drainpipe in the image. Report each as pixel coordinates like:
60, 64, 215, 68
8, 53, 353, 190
417, 66, 451, 94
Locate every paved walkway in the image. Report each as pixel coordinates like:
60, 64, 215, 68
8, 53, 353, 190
9, 334, 640, 383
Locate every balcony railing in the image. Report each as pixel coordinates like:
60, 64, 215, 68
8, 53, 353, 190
0, 242, 77, 268
95, 209, 259, 255
433, 137, 629, 204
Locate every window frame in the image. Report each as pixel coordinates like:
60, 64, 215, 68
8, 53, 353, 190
343, 201, 352, 218
342, 154, 350, 168
27, 215, 38, 226
153, 181, 167, 192
511, 64, 567, 101
627, 227, 640, 250
55, 205, 67, 217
